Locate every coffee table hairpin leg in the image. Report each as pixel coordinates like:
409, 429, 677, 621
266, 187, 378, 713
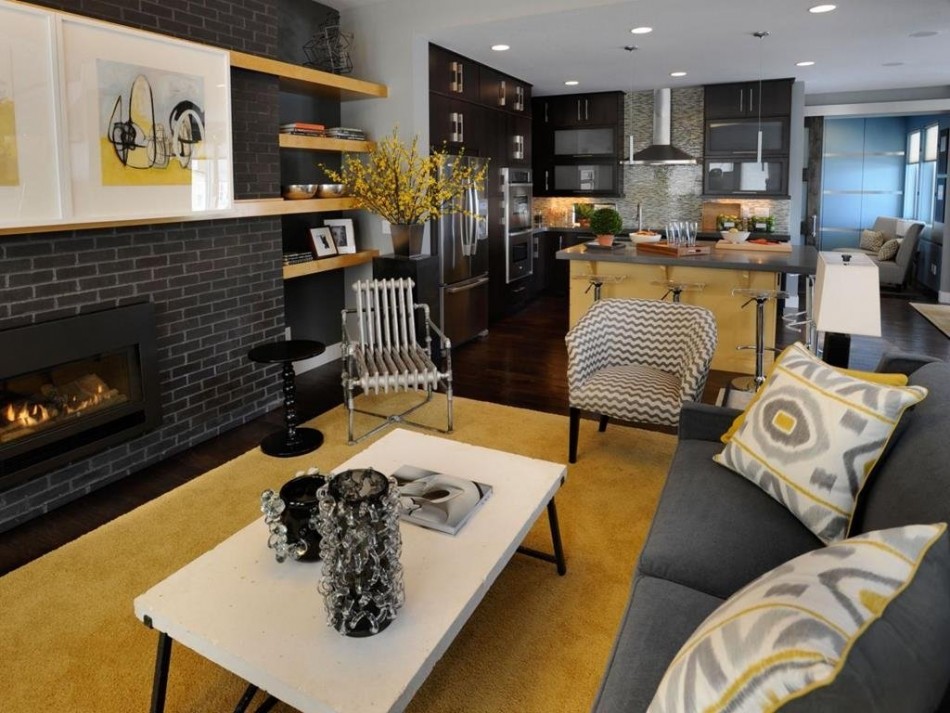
144, 618, 277, 713
516, 492, 567, 576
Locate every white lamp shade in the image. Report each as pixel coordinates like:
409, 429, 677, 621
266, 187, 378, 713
814, 251, 882, 337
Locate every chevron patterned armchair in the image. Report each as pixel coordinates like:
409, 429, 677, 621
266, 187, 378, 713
565, 299, 718, 463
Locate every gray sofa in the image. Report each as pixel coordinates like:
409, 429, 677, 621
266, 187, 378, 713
592, 353, 950, 712
832, 216, 925, 287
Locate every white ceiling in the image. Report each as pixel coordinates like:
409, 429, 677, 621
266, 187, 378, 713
381, 0, 950, 98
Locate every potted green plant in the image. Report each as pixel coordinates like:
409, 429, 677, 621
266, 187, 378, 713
574, 203, 595, 227
589, 207, 623, 246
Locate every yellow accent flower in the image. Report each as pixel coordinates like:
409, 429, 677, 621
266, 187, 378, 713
321, 128, 489, 225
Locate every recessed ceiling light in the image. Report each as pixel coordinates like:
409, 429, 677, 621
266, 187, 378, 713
630, 27, 653, 34
491, 44, 510, 51
882, 61, 904, 67
564, 80, 579, 86
809, 4, 836, 13
670, 71, 687, 77
909, 30, 938, 38
796, 60, 815, 67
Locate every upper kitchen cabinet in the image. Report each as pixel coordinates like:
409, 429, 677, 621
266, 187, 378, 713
704, 78, 793, 119
532, 91, 624, 197
537, 91, 622, 127
430, 93, 484, 157
480, 66, 531, 114
429, 44, 481, 103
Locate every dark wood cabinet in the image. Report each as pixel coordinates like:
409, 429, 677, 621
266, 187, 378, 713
429, 93, 484, 156
705, 117, 789, 156
536, 91, 621, 127
704, 79, 792, 119
532, 92, 624, 197
703, 157, 788, 196
429, 44, 480, 103
480, 67, 531, 114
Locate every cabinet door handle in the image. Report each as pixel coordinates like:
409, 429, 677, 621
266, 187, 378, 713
515, 86, 524, 111
749, 86, 754, 112
577, 99, 581, 122
739, 88, 744, 112
545, 170, 550, 191
544, 102, 549, 123
585, 99, 589, 120
450, 61, 460, 93
459, 63, 464, 93
513, 135, 524, 160
458, 113, 464, 143
499, 80, 506, 107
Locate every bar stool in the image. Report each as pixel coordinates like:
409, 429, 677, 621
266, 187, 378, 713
248, 339, 325, 457
730, 287, 788, 392
651, 280, 706, 303
575, 274, 626, 301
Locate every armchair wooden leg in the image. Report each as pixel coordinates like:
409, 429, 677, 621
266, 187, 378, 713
569, 407, 580, 464
598, 415, 609, 432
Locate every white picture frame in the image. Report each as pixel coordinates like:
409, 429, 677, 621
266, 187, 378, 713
324, 218, 355, 254
0, 1, 64, 227
309, 227, 337, 257
59, 14, 233, 221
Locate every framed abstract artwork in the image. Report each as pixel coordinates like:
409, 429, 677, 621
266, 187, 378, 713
324, 218, 356, 254
0, 1, 64, 227
59, 14, 233, 221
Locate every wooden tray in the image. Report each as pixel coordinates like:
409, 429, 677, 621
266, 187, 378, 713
701, 201, 741, 231
636, 242, 712, 257
715, 240, 792, 253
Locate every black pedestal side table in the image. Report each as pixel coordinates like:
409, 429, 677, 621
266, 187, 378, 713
248, 339, 326, 457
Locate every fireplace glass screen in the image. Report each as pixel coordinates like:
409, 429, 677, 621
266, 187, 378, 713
1, 348, 140, 446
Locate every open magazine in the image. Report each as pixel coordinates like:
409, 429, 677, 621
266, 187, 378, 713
392, 465, 493, 535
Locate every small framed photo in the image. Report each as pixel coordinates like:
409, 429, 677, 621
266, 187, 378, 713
324, 218, 356, 254
308, 227, 337, 257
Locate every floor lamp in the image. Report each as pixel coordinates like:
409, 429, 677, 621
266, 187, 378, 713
813, 251, 882, 367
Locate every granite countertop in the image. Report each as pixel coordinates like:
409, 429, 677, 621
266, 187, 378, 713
536, 226, 790, 241
556, 241, 818, 275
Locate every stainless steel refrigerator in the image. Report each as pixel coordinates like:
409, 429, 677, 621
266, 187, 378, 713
434, 156, 490, 347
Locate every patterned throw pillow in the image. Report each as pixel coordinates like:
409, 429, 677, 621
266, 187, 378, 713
859, 228, 885, 252
713, 343, 927, 543
648, 523, 950, 713
878, 238, 901, 261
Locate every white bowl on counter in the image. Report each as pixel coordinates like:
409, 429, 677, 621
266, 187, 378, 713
720, 230, 751, 243
630, 232, 662, 244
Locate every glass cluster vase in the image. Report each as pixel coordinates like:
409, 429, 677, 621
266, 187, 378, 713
314, 467, 405, 637
260, 469, 327, 563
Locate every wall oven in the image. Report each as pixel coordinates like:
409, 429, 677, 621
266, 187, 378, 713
502, 167, 533, 283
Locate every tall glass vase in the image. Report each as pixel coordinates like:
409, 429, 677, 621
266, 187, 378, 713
314, 468, 405, 636
390, 223, 424, 257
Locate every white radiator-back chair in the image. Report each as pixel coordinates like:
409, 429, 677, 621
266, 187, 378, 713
342, 278, 453, 444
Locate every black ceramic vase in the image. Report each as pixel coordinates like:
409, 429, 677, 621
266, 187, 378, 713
314, 467, 405, 637
260, 469, 327, 562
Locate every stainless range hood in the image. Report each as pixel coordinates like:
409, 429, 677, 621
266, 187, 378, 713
631, 88, 696, 165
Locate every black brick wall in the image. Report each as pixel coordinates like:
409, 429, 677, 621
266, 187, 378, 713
0, 1, 322, 531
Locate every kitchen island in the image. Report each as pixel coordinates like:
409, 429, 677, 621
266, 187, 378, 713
557, 241, 818, 373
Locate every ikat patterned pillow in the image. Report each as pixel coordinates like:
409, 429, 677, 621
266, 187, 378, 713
713, 343, 927, 543
648, 523, 950, 713
878, 237, 901, 261
859, 228, 885, 252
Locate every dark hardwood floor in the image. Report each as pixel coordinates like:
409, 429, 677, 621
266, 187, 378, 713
2, 289, 948, 576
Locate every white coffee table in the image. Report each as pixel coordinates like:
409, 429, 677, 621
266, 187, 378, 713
134, 429, 567, 713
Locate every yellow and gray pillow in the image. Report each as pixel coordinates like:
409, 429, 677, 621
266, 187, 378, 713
648, 523, 950, 713
714, 343, 926, 543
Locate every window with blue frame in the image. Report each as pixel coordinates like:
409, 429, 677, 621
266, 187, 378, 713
904, 124, 938, 223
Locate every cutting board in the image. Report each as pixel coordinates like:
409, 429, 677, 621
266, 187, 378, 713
701, 201, 742, 231
636, 242, 712, 257
715, 239, 792, 253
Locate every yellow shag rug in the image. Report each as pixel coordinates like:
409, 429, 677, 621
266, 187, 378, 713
0, 395, 675, 712
911, 302, 950, 339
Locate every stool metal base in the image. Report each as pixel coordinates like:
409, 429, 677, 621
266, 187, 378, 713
260, 427, 323, 457
729, 375, 763, 393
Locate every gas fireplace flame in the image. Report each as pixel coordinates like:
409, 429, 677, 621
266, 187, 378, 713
5, 402, 52, 428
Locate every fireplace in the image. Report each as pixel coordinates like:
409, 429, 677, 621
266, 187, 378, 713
0, 303, 162, 490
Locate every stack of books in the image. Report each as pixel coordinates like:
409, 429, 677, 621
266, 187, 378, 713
279, 122, 326, 137
282, 251, 316, 265
326, 127, 367, 141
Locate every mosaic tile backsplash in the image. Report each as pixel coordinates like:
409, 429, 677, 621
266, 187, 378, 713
534, 88, 790, 234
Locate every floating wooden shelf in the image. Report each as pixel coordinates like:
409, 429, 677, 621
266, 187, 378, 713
283, 250, 379, 280
233, 197, 358, 217
230, 50, 388, 100
278, 134, 373, 153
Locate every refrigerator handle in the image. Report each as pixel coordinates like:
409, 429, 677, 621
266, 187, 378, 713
445, 275, 490, 294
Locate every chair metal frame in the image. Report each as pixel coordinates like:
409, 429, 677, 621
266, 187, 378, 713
341, 278, 453, 444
